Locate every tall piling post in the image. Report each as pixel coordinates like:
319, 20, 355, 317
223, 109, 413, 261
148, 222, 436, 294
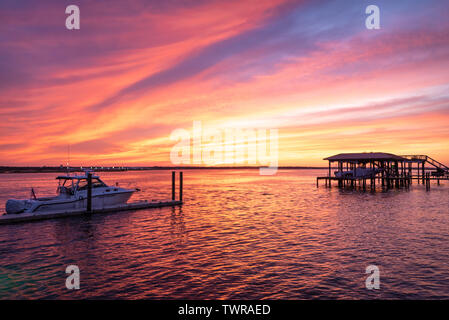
172, 171, 176, 201
179, 171, 183, 202
381, 162, 385, 187
417, 162, 420, 184
422, 162, 425, 185
87, 172, 92, 213
408, 162, 412, 180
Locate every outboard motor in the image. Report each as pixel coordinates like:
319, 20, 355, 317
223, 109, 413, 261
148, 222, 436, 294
5, 199, 27, 214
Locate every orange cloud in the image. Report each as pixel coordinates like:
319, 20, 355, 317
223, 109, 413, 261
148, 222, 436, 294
1, 0, 449, 167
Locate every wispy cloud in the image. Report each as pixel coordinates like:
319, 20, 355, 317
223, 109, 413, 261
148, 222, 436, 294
1, 0, 449, 165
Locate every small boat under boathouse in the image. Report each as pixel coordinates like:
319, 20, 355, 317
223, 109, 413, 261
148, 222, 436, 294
317, 152, 449, 190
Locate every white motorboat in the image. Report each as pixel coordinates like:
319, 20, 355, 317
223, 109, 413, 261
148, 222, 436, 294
5, 172, 137, 214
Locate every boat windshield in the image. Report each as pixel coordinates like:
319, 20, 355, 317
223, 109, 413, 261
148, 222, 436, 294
58, 179, 75, 194
60, 179, 73, 187
77, 178, 107, 191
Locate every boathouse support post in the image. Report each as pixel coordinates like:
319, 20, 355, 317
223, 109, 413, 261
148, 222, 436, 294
179, 171, 183, 202
87, 172, 92, 213
416, 162, 421, 184
408, 162, 412, 180
386, 169, 389, 189
409, 166, 412, 185
172, 171, 176, 201
395, 161, 399, 177
422, 162, 425, 185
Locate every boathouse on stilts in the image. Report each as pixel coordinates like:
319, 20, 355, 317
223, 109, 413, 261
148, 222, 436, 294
317, 152, 449, 191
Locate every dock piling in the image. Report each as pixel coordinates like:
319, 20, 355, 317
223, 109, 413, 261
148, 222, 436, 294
179, 171, 183, 202
422, 163, 425, 185
87, 172, 92, 213
172, 171, 176, 201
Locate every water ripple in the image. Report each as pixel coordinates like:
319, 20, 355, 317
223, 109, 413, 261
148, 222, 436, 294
0, 170, 449, 299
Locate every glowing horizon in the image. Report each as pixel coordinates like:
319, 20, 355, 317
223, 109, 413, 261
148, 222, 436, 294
1, 0, 449, 167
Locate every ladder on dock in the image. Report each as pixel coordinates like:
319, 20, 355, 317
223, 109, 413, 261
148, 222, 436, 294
426, 156, 449, 172
402, 155, 449, 174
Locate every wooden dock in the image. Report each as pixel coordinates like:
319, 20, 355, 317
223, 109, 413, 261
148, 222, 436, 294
317, 176, 413, 190
0, 200, 183, 225
0, 171, 184, 225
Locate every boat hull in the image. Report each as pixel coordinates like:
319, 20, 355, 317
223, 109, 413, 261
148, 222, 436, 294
31, 191, 134, 213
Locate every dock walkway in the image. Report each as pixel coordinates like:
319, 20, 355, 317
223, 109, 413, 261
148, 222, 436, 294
0, 200, 183, 225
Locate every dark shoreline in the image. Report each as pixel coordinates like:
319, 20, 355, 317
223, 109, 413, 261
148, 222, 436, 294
0, 166, 327, 174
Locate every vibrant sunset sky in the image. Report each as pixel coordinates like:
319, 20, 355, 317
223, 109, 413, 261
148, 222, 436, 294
1, 0, 449, 166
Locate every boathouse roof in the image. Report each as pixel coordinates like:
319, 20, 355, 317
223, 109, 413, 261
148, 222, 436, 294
324, 152, 407, 162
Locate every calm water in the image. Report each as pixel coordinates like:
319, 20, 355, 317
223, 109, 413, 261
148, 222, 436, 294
0, 169, 448, 299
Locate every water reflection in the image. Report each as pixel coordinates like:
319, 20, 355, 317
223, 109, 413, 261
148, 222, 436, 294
170, 207, 186, 246
0, 170, 448, 299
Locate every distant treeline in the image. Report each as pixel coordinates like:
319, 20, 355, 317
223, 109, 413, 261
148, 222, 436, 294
0, 166, 327, 173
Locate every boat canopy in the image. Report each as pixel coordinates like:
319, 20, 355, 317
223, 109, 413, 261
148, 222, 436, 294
56, 175, 100, 180
56, 175, 108, 190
